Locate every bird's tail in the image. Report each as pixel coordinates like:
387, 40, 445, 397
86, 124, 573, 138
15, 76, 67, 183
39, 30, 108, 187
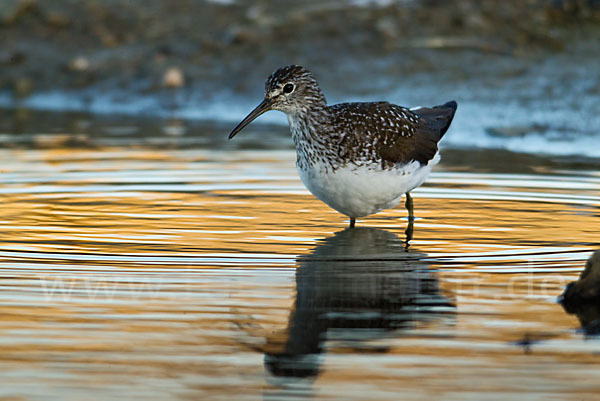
413, 100, 457, 140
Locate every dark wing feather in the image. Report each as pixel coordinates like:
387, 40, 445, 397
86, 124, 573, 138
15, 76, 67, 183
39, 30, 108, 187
411, 100, 457, 141
329, 101, 457, 167
406, 100, 458, 165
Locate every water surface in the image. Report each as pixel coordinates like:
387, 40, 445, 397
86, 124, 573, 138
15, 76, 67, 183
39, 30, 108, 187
0, 112, 599, 400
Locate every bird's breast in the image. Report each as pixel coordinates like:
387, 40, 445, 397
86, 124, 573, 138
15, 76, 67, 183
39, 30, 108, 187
296, 157, 437, 218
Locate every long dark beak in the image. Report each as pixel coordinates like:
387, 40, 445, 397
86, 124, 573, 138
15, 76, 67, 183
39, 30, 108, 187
228, 98, 272, 139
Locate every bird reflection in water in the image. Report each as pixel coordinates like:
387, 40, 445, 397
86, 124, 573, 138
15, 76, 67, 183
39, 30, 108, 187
263, 227, 455, 381
560, 250, 600, 336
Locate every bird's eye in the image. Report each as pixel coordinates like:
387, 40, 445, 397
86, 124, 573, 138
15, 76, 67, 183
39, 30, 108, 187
283, 83, 294, 94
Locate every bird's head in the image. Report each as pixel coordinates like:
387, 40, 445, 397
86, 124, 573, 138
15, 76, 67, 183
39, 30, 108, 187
228, 65, 326, 139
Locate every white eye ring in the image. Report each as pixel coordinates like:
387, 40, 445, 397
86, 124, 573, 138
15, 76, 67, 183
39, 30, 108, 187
282, 83, 294, 94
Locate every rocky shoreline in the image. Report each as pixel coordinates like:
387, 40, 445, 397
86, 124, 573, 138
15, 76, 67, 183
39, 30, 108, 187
1, 0, 599, 101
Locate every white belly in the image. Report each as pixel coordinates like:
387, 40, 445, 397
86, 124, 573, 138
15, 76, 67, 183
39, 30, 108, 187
297, 153, 439, 218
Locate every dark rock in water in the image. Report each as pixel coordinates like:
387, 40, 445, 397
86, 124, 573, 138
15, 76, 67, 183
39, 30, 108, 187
562, 251, 600, 303
560, 250, 600, 335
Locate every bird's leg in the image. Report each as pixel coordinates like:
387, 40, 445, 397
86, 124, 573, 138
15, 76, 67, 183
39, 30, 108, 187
405, 192, 415, 222
404, 219, 414, 247
349, 217, 356, 228
404, 192, 414, 247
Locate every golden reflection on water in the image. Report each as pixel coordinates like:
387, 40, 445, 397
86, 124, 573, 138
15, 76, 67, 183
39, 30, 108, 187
1, 145, 600, 400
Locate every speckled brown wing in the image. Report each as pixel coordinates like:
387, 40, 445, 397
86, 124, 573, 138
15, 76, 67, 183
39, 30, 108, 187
329, 101, 456, 167
332, 102, 456, 168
